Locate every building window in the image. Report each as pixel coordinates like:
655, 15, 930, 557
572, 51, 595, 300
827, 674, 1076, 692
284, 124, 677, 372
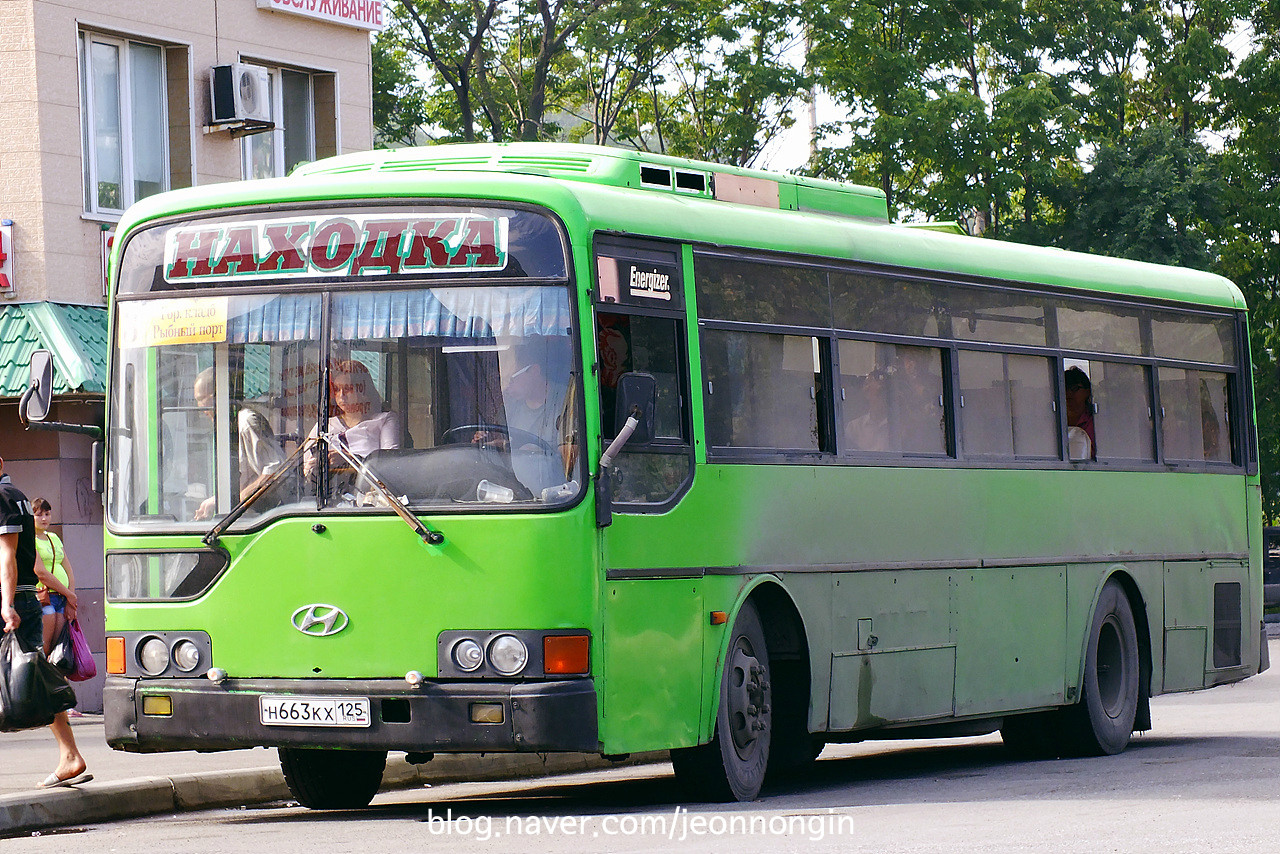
242, 68, 317, 179
79, 32, 170, 216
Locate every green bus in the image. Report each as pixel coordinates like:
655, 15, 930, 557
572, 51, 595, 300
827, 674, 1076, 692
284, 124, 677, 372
70, 142, 1267, 806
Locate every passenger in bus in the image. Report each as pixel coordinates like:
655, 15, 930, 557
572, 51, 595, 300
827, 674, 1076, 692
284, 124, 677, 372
1065, 366, 1096, 461
305, 359, 401, 477
193, 368, 287, 520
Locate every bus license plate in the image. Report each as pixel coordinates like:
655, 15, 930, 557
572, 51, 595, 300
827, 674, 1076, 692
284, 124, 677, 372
259, 695, 371, 727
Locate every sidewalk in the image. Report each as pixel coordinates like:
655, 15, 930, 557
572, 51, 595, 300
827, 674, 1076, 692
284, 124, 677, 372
1, 716, 662, 836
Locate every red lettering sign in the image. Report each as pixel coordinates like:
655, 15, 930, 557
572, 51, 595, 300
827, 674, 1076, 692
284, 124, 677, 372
166, 229, 221, 279
404, 218, 459, 269
209, 226, 262, 277
257, 0, 384, 31
162, 213, 508, 283
309, 219, 359, 271
260, 223, 312, 273
451, 218, 501, 267
350, 219, 410, 275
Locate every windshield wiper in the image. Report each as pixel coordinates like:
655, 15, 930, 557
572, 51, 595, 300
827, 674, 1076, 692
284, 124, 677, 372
203, 433, 445, 547
203, 435, 318, 546
322, 432, 445, 546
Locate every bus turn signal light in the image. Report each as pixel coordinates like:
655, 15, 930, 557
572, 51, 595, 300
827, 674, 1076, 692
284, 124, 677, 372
107, 636, 126, 674
543, 634, 589, 675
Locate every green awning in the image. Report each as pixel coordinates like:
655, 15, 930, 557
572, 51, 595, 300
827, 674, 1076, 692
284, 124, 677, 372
0, 303, 108, 397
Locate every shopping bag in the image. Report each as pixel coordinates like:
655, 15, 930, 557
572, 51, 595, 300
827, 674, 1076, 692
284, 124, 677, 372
47, 620, 75, 675
67, 620, 97, 682
0, 631, 76, 732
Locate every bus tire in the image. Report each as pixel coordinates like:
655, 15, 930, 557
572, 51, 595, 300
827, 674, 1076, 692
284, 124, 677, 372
670, 601, 771, 802
279, 747, 387, 809
1065, 580, 1140, 756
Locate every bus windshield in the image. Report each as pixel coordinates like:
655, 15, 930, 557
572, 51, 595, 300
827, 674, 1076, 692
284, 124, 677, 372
108, 284, 582, 530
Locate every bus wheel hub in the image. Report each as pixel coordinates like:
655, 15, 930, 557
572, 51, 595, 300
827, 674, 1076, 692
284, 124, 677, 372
727, 644, 769, 751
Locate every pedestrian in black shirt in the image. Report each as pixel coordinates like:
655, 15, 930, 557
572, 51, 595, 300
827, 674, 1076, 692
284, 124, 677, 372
0, 456, 91, 788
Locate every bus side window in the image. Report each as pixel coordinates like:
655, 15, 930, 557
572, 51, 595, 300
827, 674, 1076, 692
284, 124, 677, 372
597, 311, 691, 505
702, 329, 822, 452
958, 351, 1056, 460
839, 340, 946, 457
1091, 361, 1155, 463
1159, 368, 1231, 464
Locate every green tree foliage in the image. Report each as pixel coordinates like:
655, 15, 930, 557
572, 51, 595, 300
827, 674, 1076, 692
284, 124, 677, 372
1058, 123, 1224, 267
558, 0, 705, 145
806, 0, 965, 212
372, 29, 430, 147
379, 0, 809, 162
386, 0, 608, 142
1217, 5, 1280, 517
653, 1, 811, 166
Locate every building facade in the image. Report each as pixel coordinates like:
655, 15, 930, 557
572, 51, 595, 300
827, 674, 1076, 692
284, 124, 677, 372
0, 0, 379, 709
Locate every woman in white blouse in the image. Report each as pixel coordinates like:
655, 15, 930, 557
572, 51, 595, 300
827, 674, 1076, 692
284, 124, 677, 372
306, 359, 400, 476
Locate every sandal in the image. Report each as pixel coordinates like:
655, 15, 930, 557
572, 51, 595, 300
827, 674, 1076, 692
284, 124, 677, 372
37, 772, 93, 789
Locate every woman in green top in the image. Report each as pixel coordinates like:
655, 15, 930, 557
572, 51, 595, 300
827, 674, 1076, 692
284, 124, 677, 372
33, 497, 78, 656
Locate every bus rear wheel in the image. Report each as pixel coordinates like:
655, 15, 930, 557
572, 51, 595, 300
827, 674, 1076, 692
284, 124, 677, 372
279, 747, 387, 809
1065, 580, 1140, 756
671, 601, 772, 802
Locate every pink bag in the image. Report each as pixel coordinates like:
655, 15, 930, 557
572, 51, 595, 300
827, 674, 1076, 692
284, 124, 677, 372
66, 620, 97, 682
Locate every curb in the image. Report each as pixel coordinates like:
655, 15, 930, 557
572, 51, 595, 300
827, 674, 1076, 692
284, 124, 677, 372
0, 751, 665, 836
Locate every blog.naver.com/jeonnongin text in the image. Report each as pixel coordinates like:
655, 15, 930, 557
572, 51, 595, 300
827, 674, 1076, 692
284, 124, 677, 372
419, 806, 855, 843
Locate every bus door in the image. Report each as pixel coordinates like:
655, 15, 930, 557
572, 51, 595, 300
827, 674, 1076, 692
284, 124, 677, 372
591, 235, 703, 751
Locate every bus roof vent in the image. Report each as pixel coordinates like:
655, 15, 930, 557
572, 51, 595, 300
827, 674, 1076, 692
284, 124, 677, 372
497, 154, 594, 174
287, 145, 888, 220
640, 165, 672, 188
378, 155, 493, 172
302, 163, 374, 176
674, 170, 708, 194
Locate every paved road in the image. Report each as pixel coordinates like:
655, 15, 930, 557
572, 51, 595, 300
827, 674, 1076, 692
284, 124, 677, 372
7, 640, 1279, 853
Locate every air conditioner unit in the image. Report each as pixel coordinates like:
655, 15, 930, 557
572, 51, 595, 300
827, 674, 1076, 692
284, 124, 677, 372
209, 63, 272, 125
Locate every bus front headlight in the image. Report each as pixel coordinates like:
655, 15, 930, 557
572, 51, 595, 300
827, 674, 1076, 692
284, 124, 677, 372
172, 639, 202, 672
139, 637, 170, 675
488, 635, 528, 675
452, 638, 484, 672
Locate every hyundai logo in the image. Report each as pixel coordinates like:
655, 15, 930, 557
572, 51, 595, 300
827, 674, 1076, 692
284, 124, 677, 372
291, 604, 350, 637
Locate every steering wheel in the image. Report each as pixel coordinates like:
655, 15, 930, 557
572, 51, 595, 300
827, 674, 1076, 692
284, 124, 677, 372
442, 424, 556, 455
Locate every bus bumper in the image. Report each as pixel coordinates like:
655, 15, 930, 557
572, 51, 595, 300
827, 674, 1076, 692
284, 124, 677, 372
104, 676, 598, 754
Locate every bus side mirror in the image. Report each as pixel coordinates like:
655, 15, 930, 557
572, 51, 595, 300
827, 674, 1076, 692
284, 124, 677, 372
21, 349, 54, 425
614, 372, 657, 447
596, 372, 658, 529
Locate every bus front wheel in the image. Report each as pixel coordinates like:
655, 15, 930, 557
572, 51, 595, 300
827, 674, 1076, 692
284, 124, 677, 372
671, 601, 772, 802
279, 747, 387, 809
1066, 580, 1140, 756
